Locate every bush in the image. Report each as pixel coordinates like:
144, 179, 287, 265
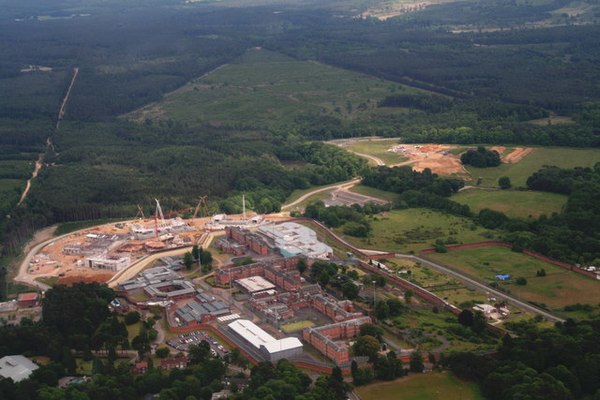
156, 347, 170, 358
499, 176, 512, 189
124, 311, 141, 325
516, 277, 528, 286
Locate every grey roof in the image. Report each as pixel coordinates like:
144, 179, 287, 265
0, 355, 39, 382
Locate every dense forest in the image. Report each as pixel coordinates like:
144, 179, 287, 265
1, 0, 600, 259
446, 318, 600, 400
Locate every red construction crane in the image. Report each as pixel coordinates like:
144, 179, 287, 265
153, 198, 193, 237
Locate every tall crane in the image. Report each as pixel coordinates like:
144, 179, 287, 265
192, 196, 210, 220
135, 204, 145, 219
153, 199, 193, 237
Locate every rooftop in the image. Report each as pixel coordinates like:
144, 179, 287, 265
236, 276, 276, 293
258, 223, 332, 259
0, 355, 39, 382
228, 319, 302, 353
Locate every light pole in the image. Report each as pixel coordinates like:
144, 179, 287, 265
372, 280, 376, 306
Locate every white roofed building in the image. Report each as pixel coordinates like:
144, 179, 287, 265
0, 355, 39, 382
228, 319, 303, 362
258, 223, 332, 259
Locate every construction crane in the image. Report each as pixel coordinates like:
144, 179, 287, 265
135, 204, 145, 219
153, 198, 193, 237
192, 195, 210, 220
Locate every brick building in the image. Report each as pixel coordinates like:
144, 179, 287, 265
225, 227, 270, 256
303, 316, 371, 365
215, 258, 300, 287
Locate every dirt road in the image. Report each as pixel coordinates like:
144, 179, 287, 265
17, 157, 43, 206
14, 225, 59, 290
17, 67, 78, 206
56, 67, 79, 130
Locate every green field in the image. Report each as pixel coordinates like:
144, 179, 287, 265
130, 48, 420, 128
428, 247, 600, 310
335, 138, 406, 165
452, 189, 567, 219
467, 147, 600, 187
356, 372, 484, 400
349, 184, 401, 203
343, 208, 494, 253
281, 320, 315, 333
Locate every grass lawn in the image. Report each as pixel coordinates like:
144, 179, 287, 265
356, 372, 484, 400
428, 247, 600, 311
349, 184, 401, 203
466, 147, 600, 188
281, 320, 315, 333
452, 189, 567, 219
130, 48, 422, 129
343, 208, 494, 253
341, 138, 406, 165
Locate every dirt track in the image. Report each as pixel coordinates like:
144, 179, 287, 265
504, 147, 534, 163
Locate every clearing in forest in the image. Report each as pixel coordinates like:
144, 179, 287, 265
129, 48, 423, 129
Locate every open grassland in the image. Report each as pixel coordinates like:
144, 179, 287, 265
466, 147, 600, 187
349, 184, 401, 203
343, 208, 494, 253
428, 247, 600, 311
130, 48, 420, 128
336, 138, 406, 165
452, 189, 567, 219
281, 320, 315, 333
356, 372, 484, 400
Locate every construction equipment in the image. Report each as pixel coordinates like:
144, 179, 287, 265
192, 196, 210, 220
135, 204, 145, 219
153, 199, 193, 237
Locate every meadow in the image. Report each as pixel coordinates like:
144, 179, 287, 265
428, 246, 600, 311
452, 189, 567, 219
349, 184, 401, 203
342, 208, 494, 253
337, 138, 406, 165
356, 372, 484, 400
130, 48, 420, 128
466, 147, 600, 187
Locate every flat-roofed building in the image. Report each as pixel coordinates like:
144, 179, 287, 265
228, 319, 302, 362
235, 276, 276, 295
0, 355, 39, 382
258, 223, 332, 259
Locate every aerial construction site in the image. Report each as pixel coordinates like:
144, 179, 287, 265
25, 198, 281, 286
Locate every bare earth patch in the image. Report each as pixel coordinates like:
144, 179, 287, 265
389, 144, 469, 176
504, 147, 534, 164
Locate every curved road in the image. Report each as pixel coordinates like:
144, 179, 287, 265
348, 151, 384, 166
281, 178, 360, 211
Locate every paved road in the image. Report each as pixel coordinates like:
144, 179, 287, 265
397, 254, 565, 323
349, 151, 385, 166
281, 178, 361, 211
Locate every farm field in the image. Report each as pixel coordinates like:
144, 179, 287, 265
130, 48, 420, 129
452, 189, 567, 219
466, 147, 600, 187
356, 372, 484, 400
427, 247, 600, 311
342, 208, 494, 253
